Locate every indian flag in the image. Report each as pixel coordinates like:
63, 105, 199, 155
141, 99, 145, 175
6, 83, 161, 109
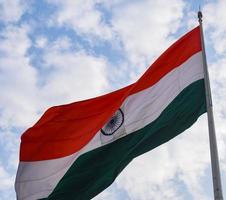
15, 26, 206, 200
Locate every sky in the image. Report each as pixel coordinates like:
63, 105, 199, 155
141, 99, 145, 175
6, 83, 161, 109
0, 0, 226, 199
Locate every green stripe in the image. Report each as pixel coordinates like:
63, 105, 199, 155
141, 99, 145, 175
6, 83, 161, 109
44, 79, 206, 200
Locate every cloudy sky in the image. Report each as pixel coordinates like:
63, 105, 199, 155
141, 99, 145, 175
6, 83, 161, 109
0, 0, 226, 199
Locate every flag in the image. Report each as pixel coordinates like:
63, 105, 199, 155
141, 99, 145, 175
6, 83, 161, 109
15, 26, 206, 200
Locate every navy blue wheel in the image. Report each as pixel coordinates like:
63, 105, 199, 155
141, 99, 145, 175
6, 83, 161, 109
101, 109, 124, 136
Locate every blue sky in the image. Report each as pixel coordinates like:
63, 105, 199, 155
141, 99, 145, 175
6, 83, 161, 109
0, 0, 226, 199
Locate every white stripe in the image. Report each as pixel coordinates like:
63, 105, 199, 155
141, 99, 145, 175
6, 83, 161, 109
15, 51, 204, 199
124, 51, 204, 133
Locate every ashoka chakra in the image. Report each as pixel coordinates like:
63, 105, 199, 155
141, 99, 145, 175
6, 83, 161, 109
101, 109, 124, 136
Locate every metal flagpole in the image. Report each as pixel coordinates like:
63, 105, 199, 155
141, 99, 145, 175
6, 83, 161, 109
198, 11, 224, 200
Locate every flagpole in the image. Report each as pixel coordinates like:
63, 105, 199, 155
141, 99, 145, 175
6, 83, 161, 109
198, 11, 224, 200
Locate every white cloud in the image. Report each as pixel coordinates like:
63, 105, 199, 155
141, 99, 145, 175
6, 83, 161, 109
0, 129, 20, 170
209, 57, 226, 166
0, 0, 26, 23
0, 165, 14, 197
35, 36, 48, 48
0, 24, 30, 57
45, 0, 185, 82
0, 25, 39, 128
46, 0, 113, 41
0, 26, 109, 127
94, 184, 125, 200
109, 0, 185, 79
203, 0, 226, 176
203, 0, 226, 54
38, 36, 109, 107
